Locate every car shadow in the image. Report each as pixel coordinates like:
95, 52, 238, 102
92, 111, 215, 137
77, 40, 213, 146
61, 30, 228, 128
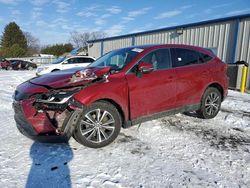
183, 111, 200, 118
26, 142, 73, 188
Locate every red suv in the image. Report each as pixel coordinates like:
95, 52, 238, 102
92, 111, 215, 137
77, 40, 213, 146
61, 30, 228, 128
13, 44, 228, 148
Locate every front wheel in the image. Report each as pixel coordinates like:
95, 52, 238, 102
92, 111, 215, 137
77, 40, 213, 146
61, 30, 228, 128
73, 101, 122, 148
197, 87, 222, 119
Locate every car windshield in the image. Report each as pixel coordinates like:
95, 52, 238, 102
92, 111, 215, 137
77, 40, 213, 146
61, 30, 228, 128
88, 47, 143, 71
52, 57, 66, 64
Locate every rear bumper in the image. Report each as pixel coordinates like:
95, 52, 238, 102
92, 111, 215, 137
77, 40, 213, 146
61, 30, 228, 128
13, 101, 69, 143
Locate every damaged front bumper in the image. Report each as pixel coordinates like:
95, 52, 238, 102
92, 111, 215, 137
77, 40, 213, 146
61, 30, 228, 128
12, 81, 85, 143
13, 100, 70, 142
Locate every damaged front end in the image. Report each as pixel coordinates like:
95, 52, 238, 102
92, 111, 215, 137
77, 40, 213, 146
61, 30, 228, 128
13, 67, 110, 143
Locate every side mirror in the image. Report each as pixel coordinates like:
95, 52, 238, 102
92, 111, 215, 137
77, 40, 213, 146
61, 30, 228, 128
138, 62, 154, 73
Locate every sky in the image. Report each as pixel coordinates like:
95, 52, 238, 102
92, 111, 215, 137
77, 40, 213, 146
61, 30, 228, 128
0, 0, 249, 46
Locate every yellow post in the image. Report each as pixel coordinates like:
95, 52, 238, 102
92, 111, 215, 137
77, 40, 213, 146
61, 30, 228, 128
240, 65, 248, 93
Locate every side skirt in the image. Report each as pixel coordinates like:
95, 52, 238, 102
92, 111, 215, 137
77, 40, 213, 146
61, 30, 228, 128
123, 104, 200, 128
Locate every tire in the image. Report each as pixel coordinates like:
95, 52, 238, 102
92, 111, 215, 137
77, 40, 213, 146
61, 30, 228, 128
197, 87, 222, 119
73, 101, 122, 148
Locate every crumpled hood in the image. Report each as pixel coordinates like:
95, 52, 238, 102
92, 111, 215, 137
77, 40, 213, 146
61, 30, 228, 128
29, 66, 110, 89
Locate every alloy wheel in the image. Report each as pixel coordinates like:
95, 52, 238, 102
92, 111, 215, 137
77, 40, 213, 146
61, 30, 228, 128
204, 92, 220, 116
80, 109, 115, 144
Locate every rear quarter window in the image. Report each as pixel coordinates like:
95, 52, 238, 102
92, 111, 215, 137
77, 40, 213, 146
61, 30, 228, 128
171, 48, 202, 67
199, 52, 213, 63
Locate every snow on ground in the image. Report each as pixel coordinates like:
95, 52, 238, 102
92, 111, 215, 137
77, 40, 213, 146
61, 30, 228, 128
0, 70, 250, 188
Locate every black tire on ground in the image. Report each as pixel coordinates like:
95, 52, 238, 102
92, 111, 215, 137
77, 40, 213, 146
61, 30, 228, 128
197, 87, 222, 119
73, 101, 122, 148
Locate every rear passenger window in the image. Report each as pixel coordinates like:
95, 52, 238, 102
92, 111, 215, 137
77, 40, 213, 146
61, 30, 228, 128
172, 48, 201, 67
80, 58, 95, 63
139, 48, 171, 70
77, 58, 92, 63
199, 53, 212, 63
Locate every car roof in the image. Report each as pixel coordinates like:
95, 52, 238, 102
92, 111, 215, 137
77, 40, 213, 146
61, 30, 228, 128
122, 44, 215, 57
67, 55, 95, 59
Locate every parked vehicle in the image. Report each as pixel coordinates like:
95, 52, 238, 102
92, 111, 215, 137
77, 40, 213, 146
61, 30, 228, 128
0, 58, 11, 70
9, 60, 37, 70
13, 44, 229, 148
36, 56, 95, 76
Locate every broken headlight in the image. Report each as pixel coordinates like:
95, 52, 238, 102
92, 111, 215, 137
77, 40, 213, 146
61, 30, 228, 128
35, 90, 78, 104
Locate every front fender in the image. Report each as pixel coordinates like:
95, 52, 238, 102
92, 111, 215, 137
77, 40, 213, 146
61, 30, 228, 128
73, 78, 129, 121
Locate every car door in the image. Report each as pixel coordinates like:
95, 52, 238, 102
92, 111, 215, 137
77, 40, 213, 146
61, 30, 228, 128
125, 48, 176, 120
171, 48, 212, 107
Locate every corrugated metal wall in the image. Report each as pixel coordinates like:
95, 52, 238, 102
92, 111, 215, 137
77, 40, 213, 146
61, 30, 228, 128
88, 42, 101, 58
103, 37, 132, 54
134, 20, 235, 63
88, 15, 250, 90
235, 17, 250, 89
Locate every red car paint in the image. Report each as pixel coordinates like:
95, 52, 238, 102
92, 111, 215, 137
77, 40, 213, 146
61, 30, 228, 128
21, 98, 55, 133
0, 59, 11, 69
13, 44, 229, 141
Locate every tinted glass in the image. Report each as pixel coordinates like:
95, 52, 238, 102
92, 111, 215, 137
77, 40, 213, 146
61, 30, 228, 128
67, 58, 77, 64
86, 58, 95, 63
78, 57, 94, 63
200, 52, 212, 63
172, 48, 201, 67
139, 48, 171, 70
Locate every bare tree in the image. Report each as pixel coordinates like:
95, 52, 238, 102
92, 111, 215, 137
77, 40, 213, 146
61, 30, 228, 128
24, 32, 40, 55
69, 31, 107, 48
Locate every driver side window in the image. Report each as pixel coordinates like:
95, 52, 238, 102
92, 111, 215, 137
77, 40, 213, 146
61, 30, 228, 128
67, 58, 76, 64
109, 55, 125, 68
131, 48, 171, 73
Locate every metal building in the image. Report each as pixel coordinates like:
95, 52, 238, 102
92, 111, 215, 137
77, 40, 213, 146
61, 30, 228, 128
88, 14, 250, 90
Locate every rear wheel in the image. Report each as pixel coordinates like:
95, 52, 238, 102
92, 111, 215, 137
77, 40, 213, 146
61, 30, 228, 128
73, 101, 122, 148
197, 87, 222, 119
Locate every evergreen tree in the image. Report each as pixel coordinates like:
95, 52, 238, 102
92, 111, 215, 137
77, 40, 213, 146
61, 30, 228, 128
1, 22, 27, 50
2, 44, 26, 58
41, 43, 73, 56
